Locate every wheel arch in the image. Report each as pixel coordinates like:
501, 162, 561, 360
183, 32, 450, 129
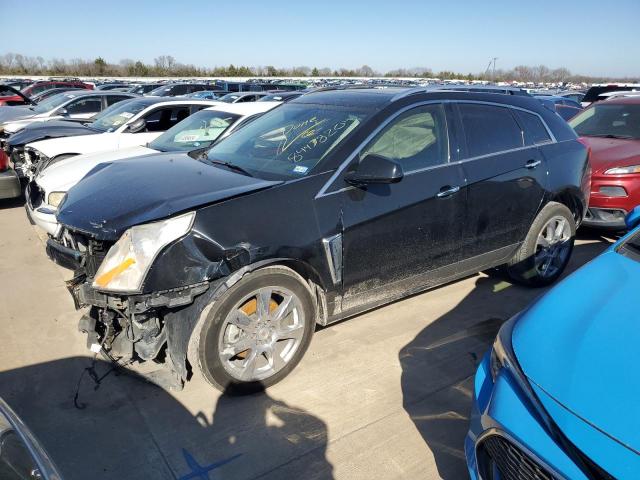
549, 187, 585, 224
221, 258, 329, 326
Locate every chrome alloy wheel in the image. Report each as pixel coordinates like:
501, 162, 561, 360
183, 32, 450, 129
534, 215, 572, 279
218, 286, 306, 382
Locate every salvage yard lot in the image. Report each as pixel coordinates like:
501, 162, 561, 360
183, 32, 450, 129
0, 197, 614, 480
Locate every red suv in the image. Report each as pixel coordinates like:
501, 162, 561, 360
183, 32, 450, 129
570, 96, 640, 229
0, 80, 93, 106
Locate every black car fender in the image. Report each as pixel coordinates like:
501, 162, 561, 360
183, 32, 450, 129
165, 259, 324, 382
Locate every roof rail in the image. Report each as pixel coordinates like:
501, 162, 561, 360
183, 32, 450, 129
308, 85, 386, 93
390, 86, 431, 101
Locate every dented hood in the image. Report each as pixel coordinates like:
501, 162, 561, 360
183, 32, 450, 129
56, 152, 282, 240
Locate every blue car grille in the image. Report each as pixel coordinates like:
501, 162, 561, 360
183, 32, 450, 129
479, 435, 553, 480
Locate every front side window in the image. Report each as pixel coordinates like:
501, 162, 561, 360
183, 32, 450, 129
143, 106, 190, 132
206, 103, 369, 180
569, 104, 640, 140
459, 103, 523, 158
149, 110, 241, 152
65, 97, 102, 115
360, 104, 449, 171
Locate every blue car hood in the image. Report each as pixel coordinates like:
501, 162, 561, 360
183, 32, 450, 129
57, 152, 281, 240
513, 250, 640, 467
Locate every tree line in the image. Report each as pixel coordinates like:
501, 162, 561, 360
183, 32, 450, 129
0, 52, 635, 84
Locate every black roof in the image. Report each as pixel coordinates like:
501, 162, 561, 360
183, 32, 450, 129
294, 87, 409, 108
292, 86, 548, 113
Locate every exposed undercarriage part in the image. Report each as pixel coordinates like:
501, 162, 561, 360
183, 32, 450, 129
73, 280, 212, 391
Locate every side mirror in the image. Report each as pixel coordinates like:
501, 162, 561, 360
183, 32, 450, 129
126, 118, 146, 133
57, 108, 69, 116
625, 205, 640, 230
344, 154, 404, 186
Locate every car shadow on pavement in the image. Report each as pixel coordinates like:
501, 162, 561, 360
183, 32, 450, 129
0, 356, 334, 480
399, 238, 612, 479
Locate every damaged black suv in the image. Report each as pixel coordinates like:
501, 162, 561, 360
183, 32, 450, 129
48, 87, 590, 393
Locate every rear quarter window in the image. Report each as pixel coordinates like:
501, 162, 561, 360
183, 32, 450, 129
514, 110, 552, 145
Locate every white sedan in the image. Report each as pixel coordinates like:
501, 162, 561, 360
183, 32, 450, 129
26, 101, 282, 235
0, 91, 137, 134
21, 97, 220, 180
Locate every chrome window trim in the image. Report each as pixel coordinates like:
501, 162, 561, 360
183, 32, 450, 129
475, 427, 568, 480
315, 99, 558, 199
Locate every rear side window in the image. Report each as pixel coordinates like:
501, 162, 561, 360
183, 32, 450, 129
514, 110, 552, 145
106, 95, 132, 106
65, 97, 102, 114
459, 104, 523, 157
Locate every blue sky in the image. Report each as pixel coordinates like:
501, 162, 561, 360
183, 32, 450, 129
3, 0, 639, 77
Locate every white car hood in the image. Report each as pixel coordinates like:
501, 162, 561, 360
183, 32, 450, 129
37, 145, 157, 195
27, 131, 162, 158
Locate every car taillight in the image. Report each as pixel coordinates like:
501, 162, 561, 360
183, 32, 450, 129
0, 150, 8, 172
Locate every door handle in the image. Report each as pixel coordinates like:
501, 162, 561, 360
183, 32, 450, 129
525, 160, 542, 169
436, 185, 460, 198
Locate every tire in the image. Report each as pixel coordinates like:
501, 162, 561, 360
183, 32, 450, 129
193, 266, 316, 395
506, 202, 576, 287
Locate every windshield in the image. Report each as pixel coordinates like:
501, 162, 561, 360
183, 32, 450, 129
205, 103, 368, 180
90, 99, 148, 132
149, 109, 241, 152
569, 104, 640, 139
219, 93, 241, 103
147, 85, 176, 96
31, 93, 74, 114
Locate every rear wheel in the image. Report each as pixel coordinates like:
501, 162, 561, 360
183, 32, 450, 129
506, 202, 576, 287
194, 267, 315, 394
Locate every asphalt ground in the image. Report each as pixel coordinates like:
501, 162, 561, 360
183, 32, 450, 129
0, 196, 615, 480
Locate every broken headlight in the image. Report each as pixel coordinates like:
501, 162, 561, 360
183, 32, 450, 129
93, 212, 195, 293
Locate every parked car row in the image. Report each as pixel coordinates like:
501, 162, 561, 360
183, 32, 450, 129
1, 83, 638, 479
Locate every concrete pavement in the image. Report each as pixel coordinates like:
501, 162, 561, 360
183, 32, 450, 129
0, 198, 614, 480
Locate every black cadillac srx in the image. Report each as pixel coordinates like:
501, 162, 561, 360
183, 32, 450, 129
47, 87, 590, 393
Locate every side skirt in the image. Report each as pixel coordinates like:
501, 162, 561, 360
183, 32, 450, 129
327, 243, 519, 325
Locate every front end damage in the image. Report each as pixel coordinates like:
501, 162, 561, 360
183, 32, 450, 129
47, 229, 224, 390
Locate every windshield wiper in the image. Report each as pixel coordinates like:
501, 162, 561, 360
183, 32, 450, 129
589, 134, 633, 139
207, 158, 253, 177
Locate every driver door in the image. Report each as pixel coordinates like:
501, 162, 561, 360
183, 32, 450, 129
337, 103, 467, 313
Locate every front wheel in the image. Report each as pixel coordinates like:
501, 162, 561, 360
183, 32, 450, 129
193, 267, 316, 394
506, 202, 576, 287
